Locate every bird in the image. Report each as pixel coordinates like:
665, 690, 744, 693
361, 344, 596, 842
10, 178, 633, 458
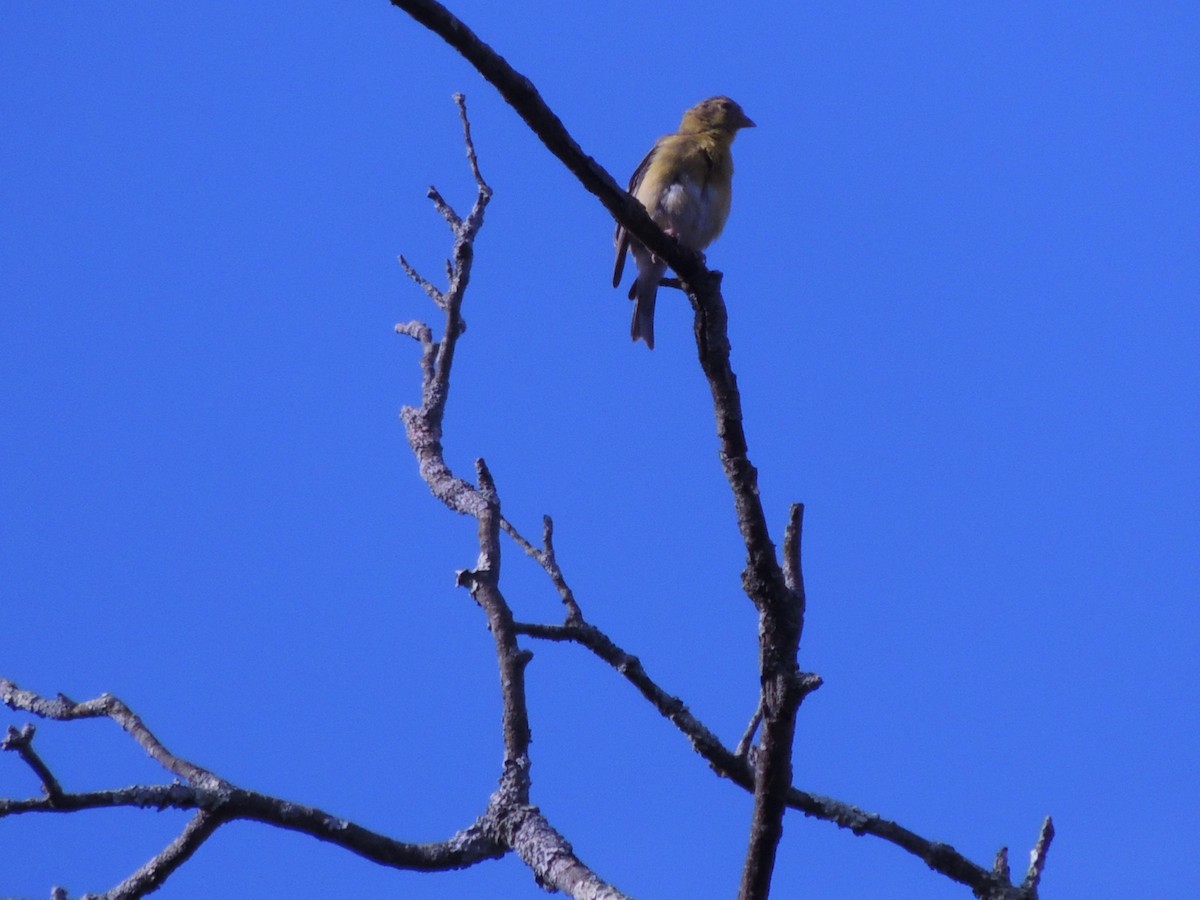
612, 96, 755, 349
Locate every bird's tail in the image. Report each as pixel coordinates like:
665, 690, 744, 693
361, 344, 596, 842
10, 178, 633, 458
630, 272, 659, 350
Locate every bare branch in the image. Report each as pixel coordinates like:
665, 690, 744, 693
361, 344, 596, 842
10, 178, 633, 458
394, 319, 433, 343
427, 185, 461, 229
454, 92, 487, 186
0, 15, 1052, 898
484, 760, 631, 900
386, 0, 701, 285
2, 724, 63, 803
502, 804, 632, 900
539, 516, 585, 623
397, 254, 445, 309
456, 458, 532, 765
104, 811, 223, 900
735, 703, 763, 760
1, 780, 505, 873
514, 619, 739, 773
782, 503, 806, 605
1, 680, 224, 791
1021, 816, 1055, 893
993, 846, 1011, 882
498, 516, 538, 557
398, 96, 492, 519
391, 98, 629, 900
513, 618, 1009, 894
500, 514, 584, 624
385, 9, 815, 892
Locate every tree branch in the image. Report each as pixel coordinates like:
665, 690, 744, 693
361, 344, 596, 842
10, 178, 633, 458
386, 0, 702, 289
0, 682, 511, 892
394, 95, 631, 899
398, 91, 492, 519
457, 459, 533, 769
500, 514, 584, 624
0, 778, 505, 873
0, 9, 1055, 897
0, 95, 631, 900
1, 680, 224, 791
511, 618, 1018, 894
1021, 816, 1055, 894
103, 811, 223, 900
385, 6, 813, 896
2, 724, 64, 803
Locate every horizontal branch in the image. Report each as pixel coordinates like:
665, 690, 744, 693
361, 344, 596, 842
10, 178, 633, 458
0, 781, 503, 871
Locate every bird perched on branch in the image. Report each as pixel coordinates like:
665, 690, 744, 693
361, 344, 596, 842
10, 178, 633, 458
612, 96, 755, 349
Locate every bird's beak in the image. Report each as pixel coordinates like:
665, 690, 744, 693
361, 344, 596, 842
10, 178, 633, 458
739, 112, 756, 129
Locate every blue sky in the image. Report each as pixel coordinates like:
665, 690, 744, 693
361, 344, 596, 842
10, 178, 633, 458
2, 2, 1198, 898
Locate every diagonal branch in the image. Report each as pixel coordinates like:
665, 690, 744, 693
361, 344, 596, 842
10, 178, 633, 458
500, 514, 584, 624
104, 811, 223, 900
1021, 816, 1055, 894
1, 680, 224, 791
386, 0, 701, 287
3, 724, 64, 803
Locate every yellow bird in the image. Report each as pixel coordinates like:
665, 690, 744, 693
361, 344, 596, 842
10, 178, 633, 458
612, 96, 755, 349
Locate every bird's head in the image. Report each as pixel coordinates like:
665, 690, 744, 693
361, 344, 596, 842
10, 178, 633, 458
679, 96, 756, 135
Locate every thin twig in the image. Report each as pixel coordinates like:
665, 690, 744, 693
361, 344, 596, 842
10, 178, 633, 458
454, 92, 486, 185
398, 254, 445, 308
499, 514, 584, 623
735, 704, 763, 759
2, 724, 64, 802
427, 186, 461, 229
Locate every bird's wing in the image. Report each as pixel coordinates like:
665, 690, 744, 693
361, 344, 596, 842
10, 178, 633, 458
612, 139, 663, 288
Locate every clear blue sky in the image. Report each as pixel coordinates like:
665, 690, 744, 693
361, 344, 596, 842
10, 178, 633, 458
3, 3, 1198, 898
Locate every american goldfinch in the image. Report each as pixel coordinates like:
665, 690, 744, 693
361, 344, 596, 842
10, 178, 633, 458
612, 96, 755, 349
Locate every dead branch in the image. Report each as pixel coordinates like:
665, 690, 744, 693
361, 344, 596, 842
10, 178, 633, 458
394, 94, 631, 899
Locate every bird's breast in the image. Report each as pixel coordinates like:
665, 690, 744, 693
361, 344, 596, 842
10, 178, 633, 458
657, 179, 730, 250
